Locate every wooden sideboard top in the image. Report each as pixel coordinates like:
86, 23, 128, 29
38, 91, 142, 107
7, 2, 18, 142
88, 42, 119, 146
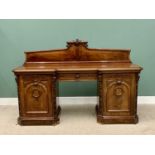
13, 39, 142, 73
14, 63, 142, 72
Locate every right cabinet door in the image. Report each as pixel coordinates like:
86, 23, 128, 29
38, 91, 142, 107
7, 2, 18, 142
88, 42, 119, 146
102, 73, 137, 116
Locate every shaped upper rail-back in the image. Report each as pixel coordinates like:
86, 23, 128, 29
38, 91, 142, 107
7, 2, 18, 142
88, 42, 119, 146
24, 39, 131, 64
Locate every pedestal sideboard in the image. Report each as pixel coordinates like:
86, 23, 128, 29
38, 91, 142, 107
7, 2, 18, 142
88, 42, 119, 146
13, 40, 142, 125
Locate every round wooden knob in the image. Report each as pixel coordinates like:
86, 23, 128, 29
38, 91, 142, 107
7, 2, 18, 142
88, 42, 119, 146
75, 73, 80, 79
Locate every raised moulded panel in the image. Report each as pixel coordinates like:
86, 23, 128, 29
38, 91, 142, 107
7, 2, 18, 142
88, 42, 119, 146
102, 74, 135, 116
21, 75, 54, 116
106, 80, 130, 112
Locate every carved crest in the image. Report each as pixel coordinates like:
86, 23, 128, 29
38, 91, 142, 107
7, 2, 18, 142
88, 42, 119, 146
67, 39, 88, 48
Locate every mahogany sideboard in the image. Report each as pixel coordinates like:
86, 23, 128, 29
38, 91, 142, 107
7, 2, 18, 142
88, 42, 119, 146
13, 39, 142, 125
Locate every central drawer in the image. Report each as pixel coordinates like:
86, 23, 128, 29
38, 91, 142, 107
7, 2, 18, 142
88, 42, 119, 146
58, 71, 97, 81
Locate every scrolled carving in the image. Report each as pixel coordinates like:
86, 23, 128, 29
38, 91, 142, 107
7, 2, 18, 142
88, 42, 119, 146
15, 76, 19, 84
32, 79, 39, 86
136, 74, 140, 83
114, 87, 123, 96
116, 80, 122, 85
67, 39, 88, 48
32, 89, 41, 99
24, 78, 48, 105
104, 75, 131, 112
52, 74, 57, 116
97, 72, 103, 114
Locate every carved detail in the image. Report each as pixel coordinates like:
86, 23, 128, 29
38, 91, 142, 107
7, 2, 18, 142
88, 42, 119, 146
134, 73, 140, 114
51, 72, 57, 117
21, 75, 53, 115
15, 75, 23, 116
67, 39, 88, 48
115, 87, 123, 96
32, 89, 41, 99
15, 76, 19, 84
104, 75, 131, 112
97, 72, 103, 115
136, 74, 140, 83
25, 82, 47, 101
116, 80, 122, 85
13, 40, 142, 125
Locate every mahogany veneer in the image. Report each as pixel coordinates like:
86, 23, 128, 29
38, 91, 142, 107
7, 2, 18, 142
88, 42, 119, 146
13, 39, 142, 125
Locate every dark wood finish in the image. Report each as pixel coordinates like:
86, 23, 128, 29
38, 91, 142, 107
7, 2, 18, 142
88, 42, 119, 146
15, 72, 60, 125
13, 39, 142, 125
96, 73, 139, 124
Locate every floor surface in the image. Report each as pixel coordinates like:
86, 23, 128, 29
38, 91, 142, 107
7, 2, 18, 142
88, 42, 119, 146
0, 103, 155, 135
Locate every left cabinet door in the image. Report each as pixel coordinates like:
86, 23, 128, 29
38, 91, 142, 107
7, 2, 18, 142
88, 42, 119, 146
18, 74, 55, 117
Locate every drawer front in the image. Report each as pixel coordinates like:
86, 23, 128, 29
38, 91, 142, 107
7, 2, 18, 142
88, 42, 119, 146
58, 72, 97, 81
18, 75, 55, 117
101, 73, 136, 116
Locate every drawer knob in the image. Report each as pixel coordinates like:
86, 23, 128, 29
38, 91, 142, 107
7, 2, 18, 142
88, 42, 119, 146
75, 73, 80, 79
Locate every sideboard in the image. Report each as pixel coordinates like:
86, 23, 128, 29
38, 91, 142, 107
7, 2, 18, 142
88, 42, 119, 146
13, 39, 142, 125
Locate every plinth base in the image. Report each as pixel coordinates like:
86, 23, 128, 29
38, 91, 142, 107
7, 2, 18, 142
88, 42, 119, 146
96, 105, 138, 124
18, 106, 61, 126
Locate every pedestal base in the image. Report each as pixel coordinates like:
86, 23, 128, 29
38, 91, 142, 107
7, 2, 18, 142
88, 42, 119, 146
18, 106, 61, 126
96, 105, 138, 124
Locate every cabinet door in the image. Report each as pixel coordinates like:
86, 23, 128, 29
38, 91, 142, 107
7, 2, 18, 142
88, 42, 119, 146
101, 74, 136, 116
18, 74, 56, 117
